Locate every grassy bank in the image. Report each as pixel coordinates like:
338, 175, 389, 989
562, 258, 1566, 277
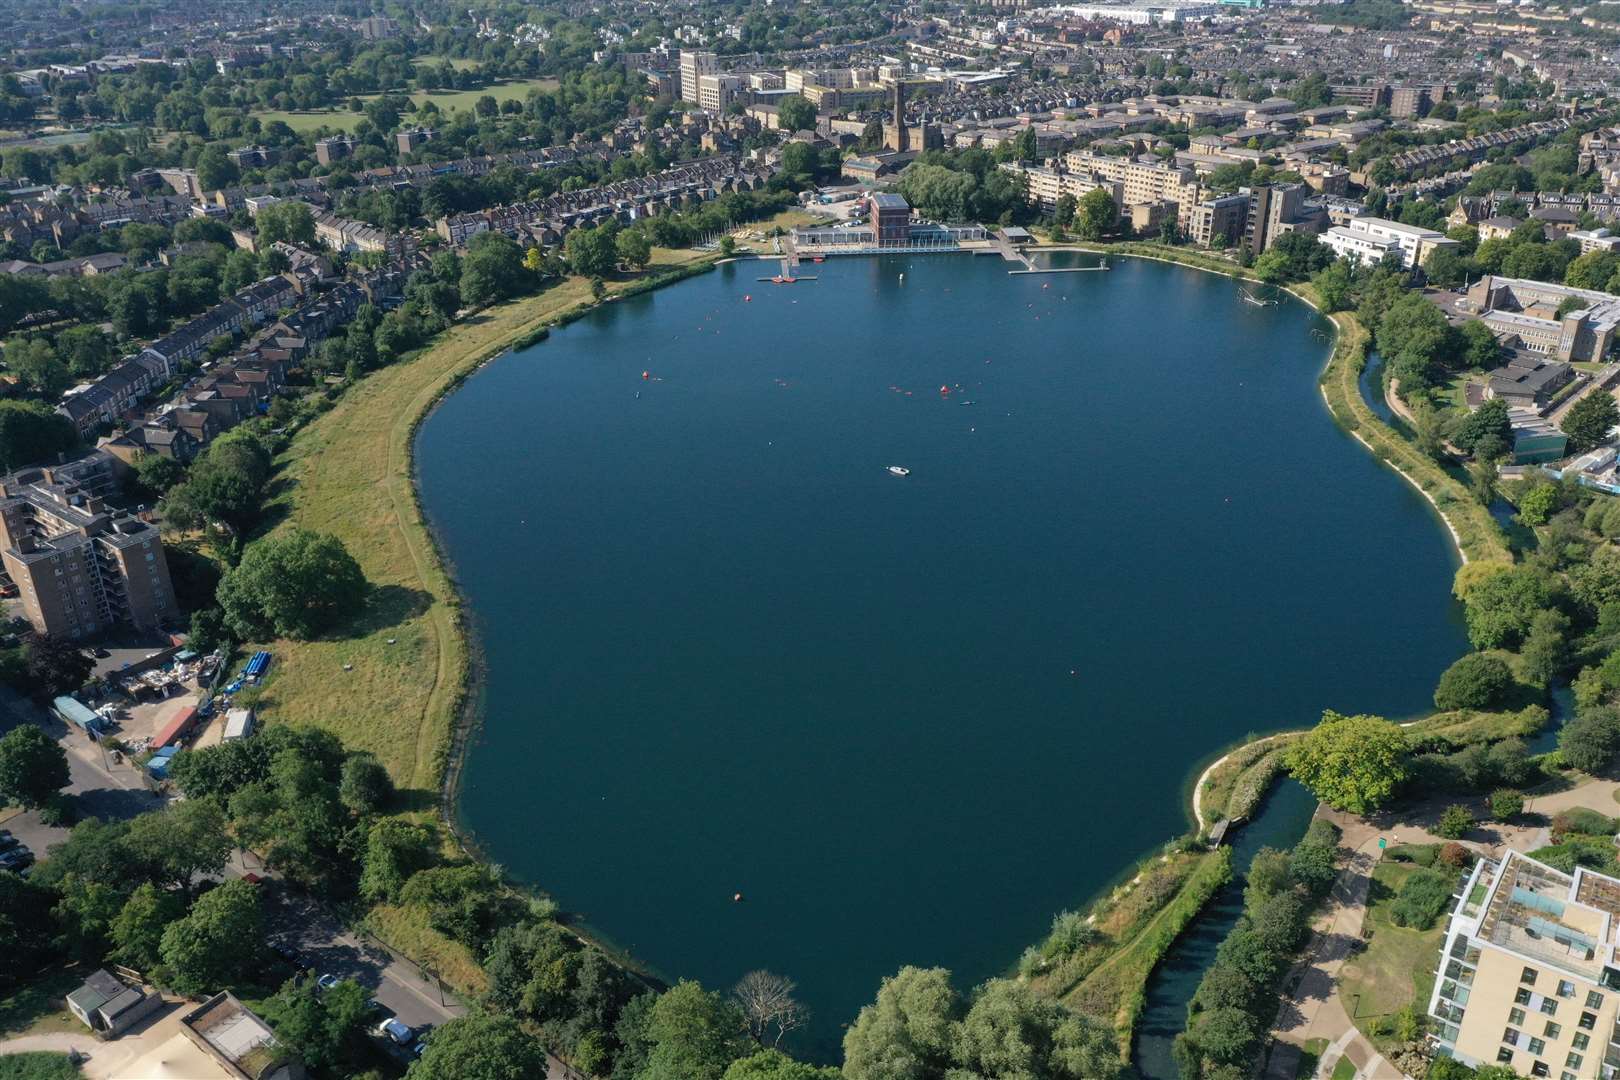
1306, 287, 1511, 567
252, 249, 715, 797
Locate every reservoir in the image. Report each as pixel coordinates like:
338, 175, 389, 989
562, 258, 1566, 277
417, 252, 1467, 1057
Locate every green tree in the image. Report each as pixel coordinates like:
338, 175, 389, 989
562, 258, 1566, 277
110, 881, 185, 972
776, 96, 816, 133
460, 232, 529, 308
339, 754, 393, 815
1437, 804, 1474, 839
780, 141, 818, 179
257, 201, 317, 247
268, 973, 369, 1071
642, 980, 750, 1080
1453, 398, 1512, 457
159, 878, 264, 995
1433, 653, 1514, 710
843, 966, 961, 1080
126, 798, 232, 892
134, 453, 186, 497
359, 817, 435, 903
406, 1013, 551, 1080
1521, 609, 1571, 685
1490, 788, 1524, 821
565, 225, 618, 279
1284, 711, 1410, 814
616, 229, 653, 271
723, 1050, 837, 1079
1464, 566, 1556, 650
1458, 319, 1501, 370
1053, 193, 1077, 229
5, 337, 70, 396
1074, 188, 1116, 241
218, 528, 367, 641
0, 724, 68, 810
0, 400, 76, 471
1560, 706, 1620, 773
954, 979, 1126, 1079
1562, 390, 1619, 454
1565, 250, 1620, 292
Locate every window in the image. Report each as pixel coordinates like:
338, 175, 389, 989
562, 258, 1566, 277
1540, 998, 1558, 1016
1528, 1038, 1546, 1056
1573, 1033, 1590, 1051
1524, 967, 1540, 985
1510, 1008, 1527, 1026
1579, 1012, 1597, 1031
1532, 1064, 1549, 1078
1498, 1048, 1516, 1064
1544, 1022, 1561, 1040
1558, 981, 1577, 998
1561, 1072, 1577, 1080
1517, 988, 1535, 1006
1505, 1028, 1522, 1046
1566, 1053, 1584, 1070
1586, 990, 1604, 1010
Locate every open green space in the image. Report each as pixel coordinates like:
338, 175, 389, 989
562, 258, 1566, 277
1331, 1057, 1358, 1080
254, 78, 561, 134
0, 1053, 80, 1080
249, 247, 712, 796
1337, 859, 1447, 1050
412, 55, 485, 71
0, 969, 83, 1040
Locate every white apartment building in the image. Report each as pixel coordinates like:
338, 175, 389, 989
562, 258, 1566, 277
1321, 216, 1457, 269
1572, 228, 1620, 255
698, 74, 745, 113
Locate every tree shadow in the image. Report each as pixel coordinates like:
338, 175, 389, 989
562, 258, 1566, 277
339, 585, 434, 639
392, 787, 439, 814
73, 786, 162, 823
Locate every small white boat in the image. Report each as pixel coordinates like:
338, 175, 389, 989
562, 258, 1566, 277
887, 466, 911, 477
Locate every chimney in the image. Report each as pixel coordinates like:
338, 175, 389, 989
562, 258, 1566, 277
893, 81, 908, 154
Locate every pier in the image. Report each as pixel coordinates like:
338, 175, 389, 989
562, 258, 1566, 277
983, 231, 1110, 274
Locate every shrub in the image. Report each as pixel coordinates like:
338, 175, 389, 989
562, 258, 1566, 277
1385, 843, 1439, 867
1433, 653, 1515, 711
1390, 868, 1455, 930
1552, 808, 1620, 839
1437, 805, 1475, 840
1438, 843, 1472, 869
1489, 789, 1524, 822
1288, 819, 1342, 895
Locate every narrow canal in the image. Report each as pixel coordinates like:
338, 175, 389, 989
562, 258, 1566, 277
1134, 780, 1318, 1079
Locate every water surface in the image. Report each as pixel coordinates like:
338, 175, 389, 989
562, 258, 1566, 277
417, 253, 1467, 1057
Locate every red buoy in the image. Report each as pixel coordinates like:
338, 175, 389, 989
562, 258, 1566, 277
642, 371, 650, 380
939, 385, 951, 395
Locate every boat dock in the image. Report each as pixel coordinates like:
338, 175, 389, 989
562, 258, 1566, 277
981, 231, 1109, 274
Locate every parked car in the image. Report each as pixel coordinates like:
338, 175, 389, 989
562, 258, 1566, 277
0, 833, 18, 854
316, 973, 342, 993
411, 1027, 433, 1058
0, 846, 34, 872
377, 1018, 414, 1046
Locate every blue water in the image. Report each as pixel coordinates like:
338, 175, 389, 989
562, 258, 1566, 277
417, 253, 1467, 1057
1135, 780, 1319, 1079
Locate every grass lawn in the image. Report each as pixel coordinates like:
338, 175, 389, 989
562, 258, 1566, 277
1296, 1037, 1328, 1079
1331, 1057, 1358, 1080
0, 969, 84, 1040
366, 904, 488, 995
249, 247, 714, 798
255, 78, 561, 134
0, 1053, 80, 1080
412, 55, 485, 71
1336, 860, 1445, 1051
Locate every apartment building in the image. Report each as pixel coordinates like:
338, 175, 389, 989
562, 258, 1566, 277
1060, 150, 1202, 209
1321, 216, 1457, 269
1184, 193, 1252, 247
697, 73, 745, 113
680, 50, 717, 104
0, 461, 177, 638
1428, 850, 1620, 1079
